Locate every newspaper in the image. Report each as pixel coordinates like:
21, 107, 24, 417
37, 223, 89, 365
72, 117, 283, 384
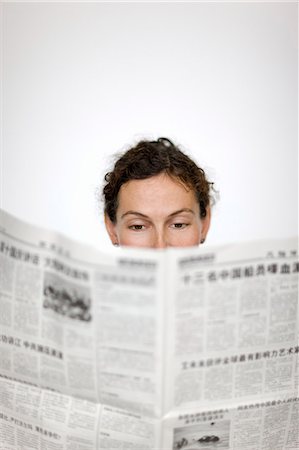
0, 209, 298, 449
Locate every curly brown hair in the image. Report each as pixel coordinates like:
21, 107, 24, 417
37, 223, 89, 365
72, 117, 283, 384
103, 138, 214, 223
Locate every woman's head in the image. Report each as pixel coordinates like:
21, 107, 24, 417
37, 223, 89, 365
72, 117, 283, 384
103, 137, 214, 248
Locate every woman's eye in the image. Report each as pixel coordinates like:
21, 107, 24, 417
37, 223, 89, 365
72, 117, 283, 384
171, 223, 188, 229
129, 224, 145, 230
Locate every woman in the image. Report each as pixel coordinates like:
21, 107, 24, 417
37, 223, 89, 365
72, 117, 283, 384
103, 137, 214, 248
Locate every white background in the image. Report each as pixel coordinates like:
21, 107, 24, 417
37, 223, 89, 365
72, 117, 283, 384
1, 1, 298, 252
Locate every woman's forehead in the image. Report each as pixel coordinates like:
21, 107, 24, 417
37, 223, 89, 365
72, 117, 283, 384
117, 173, 199, 218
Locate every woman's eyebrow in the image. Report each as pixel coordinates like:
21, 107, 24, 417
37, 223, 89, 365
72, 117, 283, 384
168, 208, 195, 217
121, 208, 195, 220
121, 211, 149, 219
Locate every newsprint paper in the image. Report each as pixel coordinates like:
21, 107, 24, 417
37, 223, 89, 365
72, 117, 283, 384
0, 209, 298, 450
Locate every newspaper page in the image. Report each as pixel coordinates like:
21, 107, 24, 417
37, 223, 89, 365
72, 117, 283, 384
162, 239, 298, 449
0, 209, 161, 449
0, 209, 298, 449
